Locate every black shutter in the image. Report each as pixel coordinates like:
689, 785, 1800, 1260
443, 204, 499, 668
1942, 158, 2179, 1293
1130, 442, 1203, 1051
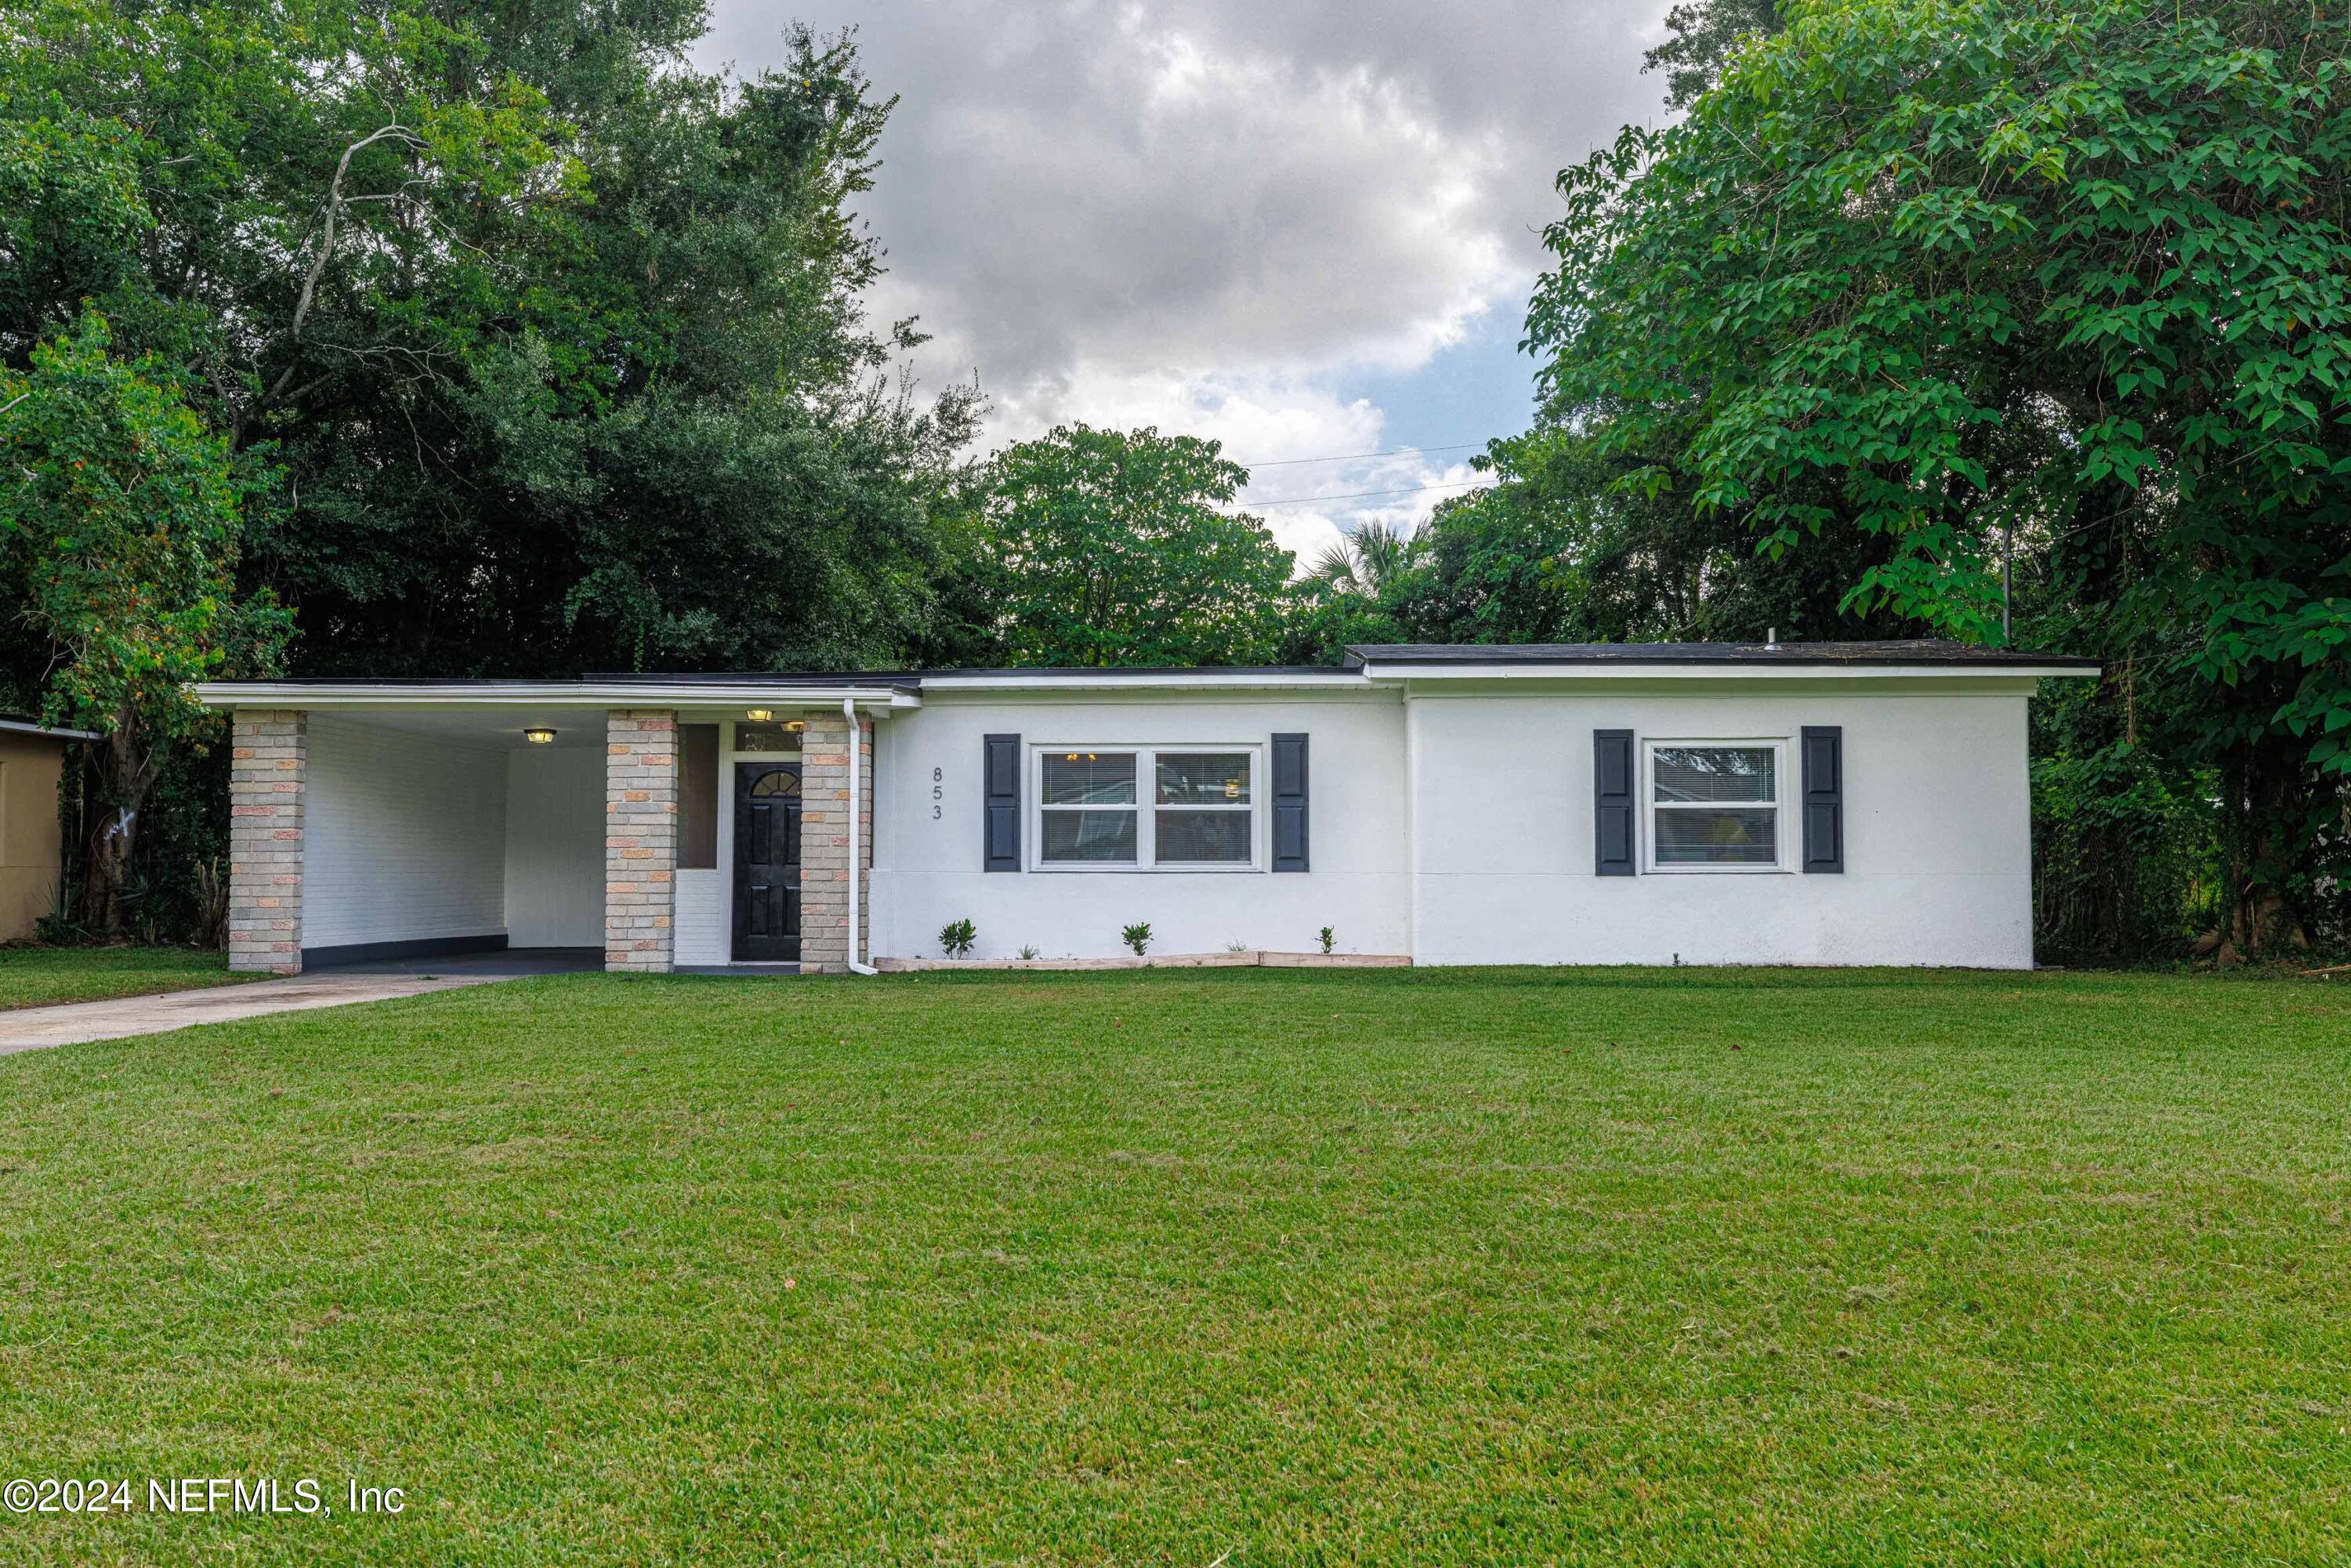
1802, 726, 1843, 873
1270, 733, 1309, 872
1595, 729, 1636, 876
984, 733, 1020, 871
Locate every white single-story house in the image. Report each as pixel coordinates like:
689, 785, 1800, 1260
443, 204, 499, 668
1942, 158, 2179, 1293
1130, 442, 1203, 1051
195, 640, 2097, 975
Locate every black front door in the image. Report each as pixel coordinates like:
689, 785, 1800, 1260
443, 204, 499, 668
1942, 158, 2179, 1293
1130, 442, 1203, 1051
732, 762, 802, 961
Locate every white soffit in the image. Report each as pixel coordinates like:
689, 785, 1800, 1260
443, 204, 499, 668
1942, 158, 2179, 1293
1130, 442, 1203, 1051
192, 682, 920, 711
1359, 661, 2099, 683
918, 671, 1376, 692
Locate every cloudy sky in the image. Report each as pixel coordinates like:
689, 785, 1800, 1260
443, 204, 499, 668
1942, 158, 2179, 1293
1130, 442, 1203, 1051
697, 2, 1675, 566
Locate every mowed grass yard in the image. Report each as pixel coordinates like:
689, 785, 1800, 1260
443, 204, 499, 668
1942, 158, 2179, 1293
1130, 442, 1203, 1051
1, 969, 2347, 1566
0, 945, 249, 1010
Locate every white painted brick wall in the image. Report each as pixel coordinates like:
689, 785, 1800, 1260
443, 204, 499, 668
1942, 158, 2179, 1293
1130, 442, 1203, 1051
304, 715, 507, 949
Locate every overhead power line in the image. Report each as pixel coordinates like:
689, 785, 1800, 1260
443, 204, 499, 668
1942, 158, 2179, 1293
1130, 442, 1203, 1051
1233, 442, 1485, 468
1243, 479, 1493, 509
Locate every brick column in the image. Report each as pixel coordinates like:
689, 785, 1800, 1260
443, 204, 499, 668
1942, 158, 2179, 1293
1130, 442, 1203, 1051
799, 709, 872, 973
228, 709, 305, 974
606, 709, 678, 973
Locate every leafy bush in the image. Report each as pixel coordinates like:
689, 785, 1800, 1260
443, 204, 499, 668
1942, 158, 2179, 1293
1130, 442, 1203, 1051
937, 918, 976, 959
1121, 922, 1152, 957
1318, 925, 1335, 954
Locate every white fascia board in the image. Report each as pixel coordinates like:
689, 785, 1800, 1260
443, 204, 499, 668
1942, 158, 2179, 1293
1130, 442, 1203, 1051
193, 682, 921, 711
0, 718, 100, 741
919, 672, 1379, 693
1361, 661, 2099, 683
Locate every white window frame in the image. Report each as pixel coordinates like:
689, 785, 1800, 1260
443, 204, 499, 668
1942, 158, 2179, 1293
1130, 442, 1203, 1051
1641, 737, 1791, 874
1031, 743, 1263, 872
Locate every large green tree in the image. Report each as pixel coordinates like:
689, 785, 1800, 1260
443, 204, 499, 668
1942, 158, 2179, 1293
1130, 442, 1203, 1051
0, 2, 979, 939
1280, 423, 1902, 665
1644, 0, 1783, 110
0, 2, 976, 679
940, 425, 1295, 668
1529, 0, 2351, 951
0, 314, 288, 929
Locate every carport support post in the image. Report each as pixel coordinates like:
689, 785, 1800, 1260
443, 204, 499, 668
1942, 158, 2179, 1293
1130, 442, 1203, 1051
228, 709, 306, 974
605, 709, 678, 973
800, 708, 872, 973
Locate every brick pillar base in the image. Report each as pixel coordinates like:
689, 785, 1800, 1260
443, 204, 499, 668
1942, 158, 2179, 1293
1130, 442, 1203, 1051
799, 710, 872, 973
228, 710, 306, 974
606, 709, 678, 972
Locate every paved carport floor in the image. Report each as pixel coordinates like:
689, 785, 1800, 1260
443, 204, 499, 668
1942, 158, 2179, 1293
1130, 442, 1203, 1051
0, 948, 601, 1054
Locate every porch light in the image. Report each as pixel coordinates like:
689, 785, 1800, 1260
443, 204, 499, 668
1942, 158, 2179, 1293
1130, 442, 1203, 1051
784, 719, 807, 733
523, 727, 556, 745
744, 708, 773, 722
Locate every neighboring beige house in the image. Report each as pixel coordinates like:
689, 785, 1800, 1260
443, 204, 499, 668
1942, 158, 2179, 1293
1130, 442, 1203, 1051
0, 719, 92, 940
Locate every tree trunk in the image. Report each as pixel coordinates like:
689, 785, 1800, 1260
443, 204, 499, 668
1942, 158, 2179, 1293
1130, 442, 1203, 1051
83, 701, 153, 939
2229, 739, 2313, 958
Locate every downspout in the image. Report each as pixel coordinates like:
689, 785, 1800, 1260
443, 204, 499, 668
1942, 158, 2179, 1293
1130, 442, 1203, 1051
843, 696, 877, 975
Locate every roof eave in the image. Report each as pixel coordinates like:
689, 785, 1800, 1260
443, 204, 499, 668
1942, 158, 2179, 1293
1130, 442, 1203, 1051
193, 681, 922, 710
918, 669, 1382, 692
0, 717, 100, 742
1359, 661, 2100, 682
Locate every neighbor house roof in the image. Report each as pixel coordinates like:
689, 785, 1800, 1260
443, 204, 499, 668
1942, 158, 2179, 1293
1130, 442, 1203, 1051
0, 717, 99, 742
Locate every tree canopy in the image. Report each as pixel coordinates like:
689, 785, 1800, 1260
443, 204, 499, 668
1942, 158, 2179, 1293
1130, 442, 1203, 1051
0, 2, 983, 931
0, 312, 288, 926
0, 2, 977, 681
940, 425, 1295, 668
1527, 0, 2351, 951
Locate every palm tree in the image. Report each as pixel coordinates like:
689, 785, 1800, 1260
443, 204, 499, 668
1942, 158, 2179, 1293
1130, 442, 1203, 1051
1312, 520, 1415, 596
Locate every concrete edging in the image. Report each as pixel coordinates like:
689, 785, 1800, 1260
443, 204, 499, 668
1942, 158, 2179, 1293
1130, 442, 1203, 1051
871, 951, 1411, 973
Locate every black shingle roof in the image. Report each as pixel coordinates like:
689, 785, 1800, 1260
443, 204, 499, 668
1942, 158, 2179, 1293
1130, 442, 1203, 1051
1342, 640, 2096, 670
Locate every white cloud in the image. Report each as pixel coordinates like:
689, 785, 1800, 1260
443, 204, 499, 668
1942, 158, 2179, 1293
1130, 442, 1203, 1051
699, 1, 1669, 538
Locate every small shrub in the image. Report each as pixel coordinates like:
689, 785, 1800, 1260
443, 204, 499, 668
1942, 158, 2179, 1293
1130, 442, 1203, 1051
1121, 922, 1153, 957
1226, 939, 1249, 954
1318, 925, 1335, 954
938, 918, 976, 959
1016, 944, 1040, 961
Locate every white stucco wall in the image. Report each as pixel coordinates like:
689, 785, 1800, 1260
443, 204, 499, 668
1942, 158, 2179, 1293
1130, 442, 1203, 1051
1404, 688, 2034, 968
504, 745, 604, 947
871, 691, 1412, 961
303, 716, 508, 951
291, 676, 2041, 969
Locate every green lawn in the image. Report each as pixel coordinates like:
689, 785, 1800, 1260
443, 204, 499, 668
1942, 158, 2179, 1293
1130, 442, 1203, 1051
0, 943, 249, 1010
1, 968, 2346, 1565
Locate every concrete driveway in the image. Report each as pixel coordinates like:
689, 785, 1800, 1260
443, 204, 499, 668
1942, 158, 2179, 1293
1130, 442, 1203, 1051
0, 948, 601, 1054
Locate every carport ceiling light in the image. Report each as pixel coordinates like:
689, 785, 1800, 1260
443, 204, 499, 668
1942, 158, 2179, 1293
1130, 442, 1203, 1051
744, 708, 773, 722
523, 726, 557, 744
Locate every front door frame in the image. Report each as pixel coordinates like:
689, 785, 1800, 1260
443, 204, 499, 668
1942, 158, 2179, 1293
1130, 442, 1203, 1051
730, 759, 802, 962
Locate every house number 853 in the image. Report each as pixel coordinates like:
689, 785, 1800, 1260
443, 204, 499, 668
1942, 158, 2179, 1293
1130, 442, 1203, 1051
933, 766, 944, 819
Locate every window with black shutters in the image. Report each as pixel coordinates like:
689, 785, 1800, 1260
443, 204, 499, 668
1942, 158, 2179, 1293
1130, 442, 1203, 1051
1030, 744, 1261, 870
1643, 739, 1788, 871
